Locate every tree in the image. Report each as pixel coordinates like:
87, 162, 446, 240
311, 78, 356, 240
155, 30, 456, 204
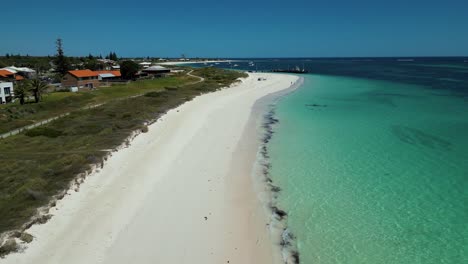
120, 61, 139, 80
35, 61, 50, 75
106, 52, 118, 61
30, 78, 49, 103
84, 59, 101, 71
54, 38, 70, 75
14, 81, 30, 105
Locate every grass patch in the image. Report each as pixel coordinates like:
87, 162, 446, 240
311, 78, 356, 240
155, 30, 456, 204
0, 74, 197, 134
0, 67, 246, 235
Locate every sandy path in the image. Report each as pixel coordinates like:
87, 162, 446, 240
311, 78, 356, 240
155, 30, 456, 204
3, 73, 299, 264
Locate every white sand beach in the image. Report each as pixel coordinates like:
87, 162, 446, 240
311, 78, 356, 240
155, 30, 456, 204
3, 73, 299, 264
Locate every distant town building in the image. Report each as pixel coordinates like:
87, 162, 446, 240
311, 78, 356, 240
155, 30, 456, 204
62, 70, 100, 89
142, 66, 170, 77
0, 69, 24, 81
1, 66, 36, 78
139, 62, 152, 68
95, 70, 122, 81
0, 82, 14, 104
60, 66, 170, 89
97, 59, 117, 70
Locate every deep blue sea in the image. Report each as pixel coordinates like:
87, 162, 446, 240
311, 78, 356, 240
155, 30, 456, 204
191, 58, 468, 263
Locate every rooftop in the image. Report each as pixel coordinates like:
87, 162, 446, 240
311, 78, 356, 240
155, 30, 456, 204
143, 66, 169, 72
0, 69, 15, 78
2, 66, 36, 73
68, 69, 99, 78
94, 70, 122, 77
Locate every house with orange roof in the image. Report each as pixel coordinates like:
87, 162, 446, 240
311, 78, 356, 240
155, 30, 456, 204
61, 69, 100, 89
1, 66, 36, 79
0, 69, 23, 81
0, 69, 26, 104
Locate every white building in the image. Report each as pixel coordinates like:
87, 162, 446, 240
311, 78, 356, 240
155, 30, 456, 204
0, 82, 14, 104
139, 62, 152, 68
1, 66, 36, 78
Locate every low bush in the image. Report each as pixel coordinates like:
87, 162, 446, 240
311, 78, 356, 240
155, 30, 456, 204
25, 127, 63, 138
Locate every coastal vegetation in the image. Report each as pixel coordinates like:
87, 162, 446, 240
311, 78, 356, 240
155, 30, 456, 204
120, 60, 139, 80
0, 67, 246, 255
0, 73, 195, 134
10, 79, 50, 105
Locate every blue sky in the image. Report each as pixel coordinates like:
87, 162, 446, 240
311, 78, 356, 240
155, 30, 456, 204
3, 0, 468, 57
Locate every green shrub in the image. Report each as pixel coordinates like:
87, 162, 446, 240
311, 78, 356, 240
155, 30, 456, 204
144, 91, 169, 98
25, 127, 63, 138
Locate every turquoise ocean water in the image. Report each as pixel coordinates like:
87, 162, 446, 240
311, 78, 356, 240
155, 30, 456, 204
190, 58, 468, 263
269, 74, 467, 263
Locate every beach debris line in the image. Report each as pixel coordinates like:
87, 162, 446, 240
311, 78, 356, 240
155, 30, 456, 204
259, 106, 301, 264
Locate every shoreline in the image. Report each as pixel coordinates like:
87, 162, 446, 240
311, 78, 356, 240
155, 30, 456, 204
158, 60, 235, 66
2, 72, 299, 264
223, 76, 304, 264
251, 77, 305, 264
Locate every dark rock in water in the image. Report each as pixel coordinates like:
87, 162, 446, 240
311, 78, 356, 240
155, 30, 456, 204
272, 206, 287, 220
306, 103, 328, 108
0, 239, 18, 256
20, 232, 34, 243
11, 231, 22, 238
280, 238, 291, 247
391, 125, 452, 151
34, 214, 52, 225
291, 251, 300, 264
270, 185, 281, 192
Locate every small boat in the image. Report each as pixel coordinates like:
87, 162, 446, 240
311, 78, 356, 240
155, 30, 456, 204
233, 64, 239, 67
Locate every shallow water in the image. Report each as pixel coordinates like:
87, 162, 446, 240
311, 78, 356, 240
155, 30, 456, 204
268, 74, 468, 263
190, 58, 468, 263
